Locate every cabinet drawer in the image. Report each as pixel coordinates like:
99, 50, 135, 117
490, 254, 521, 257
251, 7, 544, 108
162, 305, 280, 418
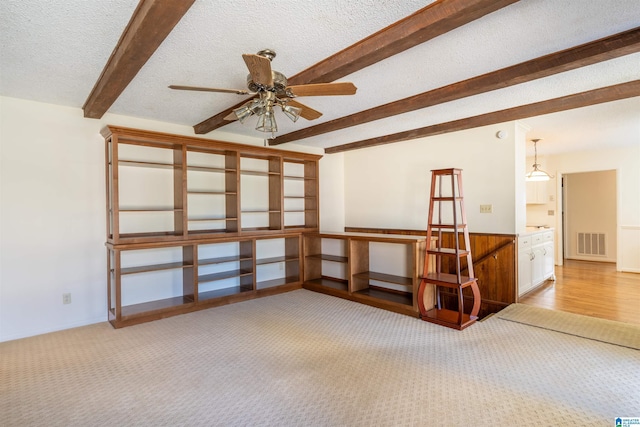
543, 231, 553, 241
532, 234, 543, 245
519, 237, 531, 247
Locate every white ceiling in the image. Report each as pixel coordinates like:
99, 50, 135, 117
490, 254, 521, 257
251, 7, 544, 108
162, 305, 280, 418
1, 0, 639, 156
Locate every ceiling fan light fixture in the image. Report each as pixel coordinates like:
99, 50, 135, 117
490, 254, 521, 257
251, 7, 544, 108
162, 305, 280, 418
255, 105, 278, 134
526, 139, 554, 182
281, 104, 302, 122
233, 98, 265, 123
233, 104, 254, 124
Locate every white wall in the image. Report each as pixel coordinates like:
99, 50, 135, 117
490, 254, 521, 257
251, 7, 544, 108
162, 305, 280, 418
543, 145, 640, 271
343, 123, 523, 234
0, 96, 327, 341
319, 152, 345, 232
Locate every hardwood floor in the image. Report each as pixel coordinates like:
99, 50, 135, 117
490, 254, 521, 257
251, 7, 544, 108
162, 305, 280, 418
519, 259, 640, 326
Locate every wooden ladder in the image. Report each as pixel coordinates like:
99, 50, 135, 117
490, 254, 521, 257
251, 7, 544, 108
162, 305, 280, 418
418, 168, 481, 330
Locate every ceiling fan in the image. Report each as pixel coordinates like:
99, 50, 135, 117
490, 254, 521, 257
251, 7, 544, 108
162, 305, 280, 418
169, 49, 357, 137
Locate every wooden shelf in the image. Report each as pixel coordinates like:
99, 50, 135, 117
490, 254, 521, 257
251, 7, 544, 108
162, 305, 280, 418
120, 295, 195, 318
104, 125, 321, 328
240, 170, 281, 176
199, 269, 253, 283
117, 231, 184, 240
256, 255, 298, 265
199, 285, 253, 301
119, 207, 183, 212
427, 248, 470, 257
305, 277, 348, 292
120, 261, 193, 275
354, 287, 413, 307
353, 271, 413, 286
423, 272, 476, 288
418, 168, 480, 330
187, 165, 236, 173
428, 224, 467, 229
199, 255, 252, 266
117, 160, 180, 169
187, 190, 237, 195
306, 253, 348, 263
257, 276, 299, 289
422, 307, 477, 330
302, 232, 425, 317
188, 217, 238, 222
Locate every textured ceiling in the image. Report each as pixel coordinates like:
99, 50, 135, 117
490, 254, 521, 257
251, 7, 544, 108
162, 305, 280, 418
1, 0, 639, 156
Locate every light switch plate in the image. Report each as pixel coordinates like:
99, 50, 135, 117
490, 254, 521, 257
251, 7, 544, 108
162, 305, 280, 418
480, 204, 493, 213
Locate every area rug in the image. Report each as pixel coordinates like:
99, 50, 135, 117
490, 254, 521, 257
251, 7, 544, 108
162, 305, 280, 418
496, 303, 640, 350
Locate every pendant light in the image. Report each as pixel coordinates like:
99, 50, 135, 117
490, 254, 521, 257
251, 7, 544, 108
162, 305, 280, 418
525, 138, 554, 181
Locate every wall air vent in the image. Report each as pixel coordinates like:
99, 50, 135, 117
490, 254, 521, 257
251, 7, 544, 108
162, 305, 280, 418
577, 232, 606, 256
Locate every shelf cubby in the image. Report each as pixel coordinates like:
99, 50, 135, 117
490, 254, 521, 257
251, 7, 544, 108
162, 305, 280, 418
196, 240, 254, 302
255, 236, 300, 290
303, 234, 350, 293
283, 159, 318, 229
107, 245, 195, 325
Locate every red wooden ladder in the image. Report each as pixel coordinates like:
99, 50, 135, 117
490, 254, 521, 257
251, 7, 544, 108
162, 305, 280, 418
417, 168, 481, 330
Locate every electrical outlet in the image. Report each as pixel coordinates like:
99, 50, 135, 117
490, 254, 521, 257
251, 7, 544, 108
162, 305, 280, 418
63, 293, 71, 305
480, 204, 493, 213
548, 210, 555, 216
549, 194, 555, 202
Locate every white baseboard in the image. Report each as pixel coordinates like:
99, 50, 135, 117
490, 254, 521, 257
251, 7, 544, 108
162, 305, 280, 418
0, 316, 107, 343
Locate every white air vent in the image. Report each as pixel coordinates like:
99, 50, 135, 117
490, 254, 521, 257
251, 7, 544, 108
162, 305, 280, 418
577, 232, 606, 256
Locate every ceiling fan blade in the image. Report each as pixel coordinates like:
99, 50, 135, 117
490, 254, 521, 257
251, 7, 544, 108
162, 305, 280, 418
224, 111, 238, 121
242, 54, 273, 87
287, 100, 323, 120
169, 85, 249, 95
287, 82, 357, 97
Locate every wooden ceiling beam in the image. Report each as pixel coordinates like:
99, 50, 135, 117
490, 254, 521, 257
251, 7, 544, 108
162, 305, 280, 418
272, 27, 640, 146
193, 0, 518, 134
83, 0, 195, 119
324, 80, 640, 154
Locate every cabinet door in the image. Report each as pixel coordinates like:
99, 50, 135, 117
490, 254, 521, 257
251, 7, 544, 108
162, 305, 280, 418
518, 249, 533, 296
531, 245, 545, 286
526, 181, 548, 204
542, 241, 555, 279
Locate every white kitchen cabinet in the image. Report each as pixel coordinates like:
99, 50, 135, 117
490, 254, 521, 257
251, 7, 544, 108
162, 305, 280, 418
518, 229, 555, 297
526, 181, 548, 204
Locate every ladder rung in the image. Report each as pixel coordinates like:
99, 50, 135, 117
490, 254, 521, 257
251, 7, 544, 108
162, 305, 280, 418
422, 273, 476, 288
431, 168, 462, 175
431, 197, 463, 201
428, 224, 467, 229
428, 248, 470, 257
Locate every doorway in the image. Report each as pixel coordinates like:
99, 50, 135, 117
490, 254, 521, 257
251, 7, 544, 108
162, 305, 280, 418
560, 170, 617, 264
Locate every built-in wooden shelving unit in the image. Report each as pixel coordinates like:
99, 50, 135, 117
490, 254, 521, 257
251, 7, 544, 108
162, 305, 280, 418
103, 126, 321, 328
302, 232, 430, 317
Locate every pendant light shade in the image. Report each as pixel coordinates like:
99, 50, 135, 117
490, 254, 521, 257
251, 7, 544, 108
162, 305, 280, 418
255, 104, 277, 133
233, 90, 302, 137
526, 139, 554, 181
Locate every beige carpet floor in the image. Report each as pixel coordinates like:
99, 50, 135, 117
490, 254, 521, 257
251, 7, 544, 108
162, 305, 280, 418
497, 303, 640, 350
1, 289, 639, 426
